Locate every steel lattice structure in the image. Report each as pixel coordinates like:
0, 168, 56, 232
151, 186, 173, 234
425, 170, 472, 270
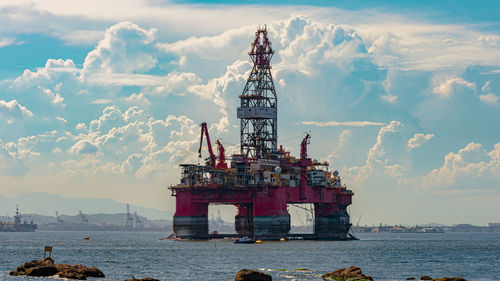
237, 26, 277, 158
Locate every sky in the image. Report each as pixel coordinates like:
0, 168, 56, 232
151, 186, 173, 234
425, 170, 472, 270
0, 0, 499, 226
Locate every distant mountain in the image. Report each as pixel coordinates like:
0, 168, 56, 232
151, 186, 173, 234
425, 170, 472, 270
421, 223, 449, 227
0, 192, 173, 220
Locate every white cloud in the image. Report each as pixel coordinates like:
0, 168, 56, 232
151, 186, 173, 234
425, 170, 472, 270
327, 129, 352, 164
83, 21, 158, 74
478, 35, 500, 47
408, 133, 434, 149
0, 37, 18, 47
75, 123, 87, 131
302, 120, 387, 127
275, 16, 367, 75
124, 93, 150, 106
70, 140, 99, 154
346, 121, 405, 184
56, 116, 67, 123
479, 93, 499, 106
0, 100, 34, 119
481, 81, 491, 92
157, 26, 252, 60
422, 142, 500, 189
59, 30, 104, 46
92, 99, 112, 104
432, 77, 475, 98
6, 59, 78, 118
380, 94, 397, 104
53, 105, 201, 179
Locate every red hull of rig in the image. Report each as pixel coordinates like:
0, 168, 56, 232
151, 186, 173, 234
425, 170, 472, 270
170, 26, 354, 240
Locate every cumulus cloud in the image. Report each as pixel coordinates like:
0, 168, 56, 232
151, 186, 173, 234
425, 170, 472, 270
303, 120, 387, 127
0, 37, 18, 47
59, 30, 104, 46
481, 81, 491, 92
53, 104, 202, 179
479, 93, 499, 106
432, 77, 475, 98
5, 58, 78, 124
408, 133, 434, 149
83, 21, 158, 74
75, 123, 87, 131
274, 15, 369, 75
421, 142, 500, 189
0, 100, 34, 119
56, 116, 67, 124
70, 140, 98, 154
92, 99, 112, 104
380, 94, 397, 104
327, 129, 352, 164
125, 93, 150, 106
346, 121, 405, 184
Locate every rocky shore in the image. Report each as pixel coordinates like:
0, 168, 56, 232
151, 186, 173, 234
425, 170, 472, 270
9, 257, 104, 280
234, 267, 467, 281
9, 260, 467, 281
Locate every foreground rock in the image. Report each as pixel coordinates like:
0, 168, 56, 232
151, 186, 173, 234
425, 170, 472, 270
10, 257, 104, 280
322, 266, 373, 281
10, 257, 58, 277
125, 278, 160, 281
414, 275, 467, 281
235, 269, 272, 281
406, 276, 466, 281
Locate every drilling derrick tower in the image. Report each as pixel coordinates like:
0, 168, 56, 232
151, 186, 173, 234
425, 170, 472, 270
238, 26, 277, 158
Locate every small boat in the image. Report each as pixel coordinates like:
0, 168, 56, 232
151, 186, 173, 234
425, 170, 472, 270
234, 237, 256, 244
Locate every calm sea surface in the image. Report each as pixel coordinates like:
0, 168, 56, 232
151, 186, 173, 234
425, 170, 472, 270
1, 231, 499, 281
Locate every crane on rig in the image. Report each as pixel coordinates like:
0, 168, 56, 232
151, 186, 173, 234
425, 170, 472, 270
198, 122, 226, 169
198, 122, 216, 167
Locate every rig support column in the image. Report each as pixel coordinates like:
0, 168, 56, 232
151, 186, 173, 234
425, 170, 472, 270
253, 187, 290, 240
314, 203, 351, 240
235, 204, 253, 236
173, 191, 209, 239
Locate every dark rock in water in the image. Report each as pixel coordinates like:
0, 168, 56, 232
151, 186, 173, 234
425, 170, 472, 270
322, 266, 373, 281
435, 278, 467, 281
69, 264, 105, 277
9, 257, 57, 277
420, 276, 433, 280
17, 257, 54, 272
235, 269, 272, 281
10, 257, 104, 280
26, 265, 59, 277
58, 269, 87, 280
407, 278, 417, 280
125, 278, 160, 281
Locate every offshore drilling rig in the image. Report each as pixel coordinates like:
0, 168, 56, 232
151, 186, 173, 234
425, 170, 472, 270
170, 26, 354, 240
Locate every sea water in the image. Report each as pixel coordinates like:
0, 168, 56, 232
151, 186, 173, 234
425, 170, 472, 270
1, 231, 499, 280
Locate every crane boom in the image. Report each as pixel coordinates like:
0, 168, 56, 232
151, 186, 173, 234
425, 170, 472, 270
299, 133, 312, 199
216, 140, 227, 169
198, 122, 216, 167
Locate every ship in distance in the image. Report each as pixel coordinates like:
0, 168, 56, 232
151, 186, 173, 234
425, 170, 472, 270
0, 205, 37, 232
